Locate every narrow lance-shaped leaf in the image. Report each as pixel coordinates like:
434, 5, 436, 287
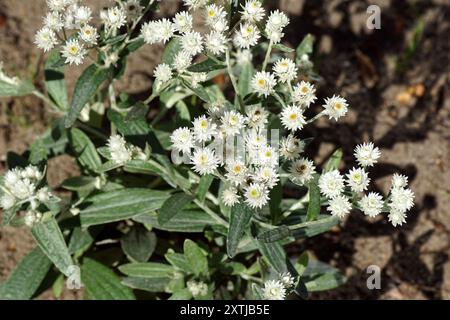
45, 49, 68, 110
306, 176, 321, 221
196, 174, 214, 202
65, 64, 111, 128
118, 262, 174, 278
158, 192, 194, 225
69, 128, 102, 173
323, 148, 343, 172
227, 202, 254, 258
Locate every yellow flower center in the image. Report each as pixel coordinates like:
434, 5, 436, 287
289, 113, 298, 121
265, 151, 272, 158
334, 102, 342, 110
257, 79, 266, 87
301, 86, 309, 94
69, 46, 78, 55
199, 154, 207, 164
200, 120, 208, 129
208, 10, 215, 17
233, 165, 242, 173
249, 189, 259, 198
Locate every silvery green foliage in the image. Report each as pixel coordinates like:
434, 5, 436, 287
0, 0, 414, 300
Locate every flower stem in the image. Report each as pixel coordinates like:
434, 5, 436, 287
261, 40, 273, 72
226, 49, 245, 113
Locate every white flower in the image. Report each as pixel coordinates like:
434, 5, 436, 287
258, 146, 278, 167
191, 148, 219, 175
191, 72, 207, 88
21, 166, 42, 181
319, 169, 345, 198
346, 167, 370, 193
289, 158, 316, 185
4, 169, 22, 188
74, 6, 92, 25
273, 58, 297, 83
47, 0, 67, 12
263, 280, 286, 300
61, 39, 87, 65
323, 95, 349, 121
280, 134, 304, 161
281, 104, 306, 132
225, 160, 247, 186
222, 187, 240, 207
183, 0, 207, 10
211, 17, 228, 33
36, 187, 51, 203
107, 135, 132, 165
24, 211, 40, 227
293, 81, 317, 107
11, 179, 35, 200
236, 49, 253, 65
244, 183, 269, 209
388, 209, 407, 227
265, 10, 289, 43
246, 105, 268, 129
125, 0, 143, 21
173, 50, 193, 73
220, 111, 246, 136
233, 23, 260, 49
205, 4, 227, 27
173, 11, 193, 34
327, 195, 352, 218
245, 130, 267, 151
359, 192, 384, 218
35, 27, 58, 52
154, 63, 173, 83
251, 71, 276, 97
256, 166, 279, 189
0, 193, 16, 210
101, 7, 127, 30
354, 142, 380, 167
79, 25, 99, 44
279, 272, 295, 288
389, 187, 414, 213
187, 280, 208, 297
192, 115, 217, 143
241, 0, 265, 23
205, 31, 227, 55
181, 31, 203, 56
170, 127, 194, 153
44, 12, 64, 31
391, 173, 408, 190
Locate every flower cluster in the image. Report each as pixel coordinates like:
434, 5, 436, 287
106, 134, 147, 165
262, 272, 296, 300
0, 165, 56, 226
317, 142, 414, 226
187, 280, 208, 297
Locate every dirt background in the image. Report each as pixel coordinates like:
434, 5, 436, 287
0, 0, 449, 300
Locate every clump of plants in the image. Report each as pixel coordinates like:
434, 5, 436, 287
0, 0, 414, 300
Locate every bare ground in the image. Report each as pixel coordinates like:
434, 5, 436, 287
0, 0, 449, 300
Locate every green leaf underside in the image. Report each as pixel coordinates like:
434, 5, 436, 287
121, 277, 171, 292
119, 262, 174, 278
227, 202, 254, 258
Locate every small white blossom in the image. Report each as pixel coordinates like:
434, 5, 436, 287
258, 146, 278, 167
79, 25, 99, 44
265, 10, 289, 43
74, 6, 92, 26
205, 4, 227, 27
359, 192, 384, 218
263, 280, 286, 300
107, 135, 132, 165
293, 81, 317, 107
346, 167, 370, 193
222, 187, 240, 207
61, 39, 87, 65
235, 49, 253, 65
225, 160, 247, 186
280, 134, 304, 161
391, 173, 408, 190
205, 31, 227, 55
44, 12, 64, 31
101, 7, 127, 30
181, 31, 203, 56
244, 183, 269, 209
125, 0, 143, 21
256, 166, 279, 189
191, 148, 219, 175
183, 0, 207, 10
354, 142, 380, 167
220, 111, 246, 136
191, 72, 207, 88
279, 272, 296, 288
172, 11, 193, 34
289, 158, 316, 186
0, 193, 16, 210
389, 187, 415, 213
47, 0, 68, 12
388, 209, 407, 227
192, 115, 217, 143
327, 195, 352, 218
173, 50, 193, 73
246, 105, 268, 129
323, 95, 349, 121
251, 71, 276, 97
154, 63, 173, 83
273, 58, 297, 83
319, 169, 345, 199
35, 27, 58, 52
241, 0, 265, 23
170, 127, 194, 153
281, 104, 306, 132
233, 23, 261, 49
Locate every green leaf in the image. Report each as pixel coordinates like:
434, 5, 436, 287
124, 160, 165, 176
81, 258, 135, 300
295, 34, 314, 64
2, 207, 18, 226
158, 192, 195, 225
165, 251, 193, 274
251, 283, 264, 299
169, 288, 192, 300
256, 240, 296, 275
0, 247, 51, 300
0, 79, 34, 97
80, 188, 171, 227
238, 63, 254, 97
289, 215, 339, 239
121, 226, 157, 262
257, 226, 291, 243
29, 138, 49, 164
69, 128, 102, 173
306, 176, 321, 221
323, 148, 343, 172
119, 263, 174, 278
45, 50, 68, 110
196, 174, 214, 202
227, 202, 254, 258
273, 43, 294, 53
162, 38, 182, 65
65, 64, 111, 128
181, 79, 211, 103
303, 261, 346, 292
184, 239, 208, 277
295, 252, 309, 277
61, 176, 98, 192
187, 58, 226, 73
68, 226, 101, 255
134, 209, 222, 233
31, 217, 73, 277
121, 277, 170, 292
